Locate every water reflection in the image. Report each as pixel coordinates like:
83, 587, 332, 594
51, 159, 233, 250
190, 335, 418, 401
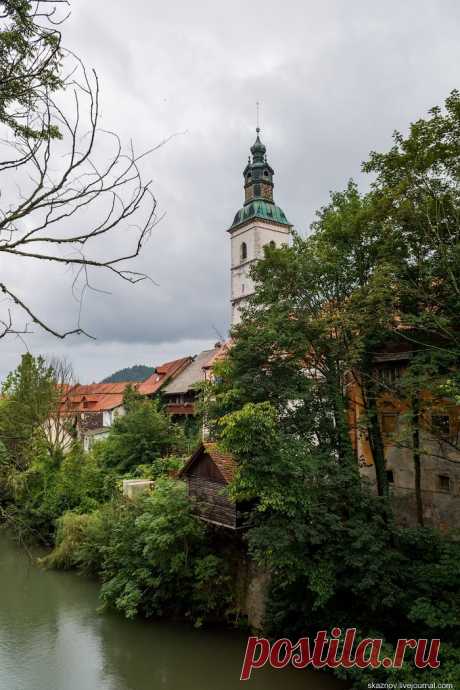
0, 534, 344, 690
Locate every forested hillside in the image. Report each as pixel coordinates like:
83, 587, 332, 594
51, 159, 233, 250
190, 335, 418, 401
102, 365, 154, 383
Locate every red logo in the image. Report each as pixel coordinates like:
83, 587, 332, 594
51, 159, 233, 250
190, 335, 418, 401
240, 629, 441, 681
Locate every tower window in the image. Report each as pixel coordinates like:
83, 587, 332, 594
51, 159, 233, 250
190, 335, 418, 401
240, 242, 247, 261
264, 170, 269, 177
386, 469, 394, 484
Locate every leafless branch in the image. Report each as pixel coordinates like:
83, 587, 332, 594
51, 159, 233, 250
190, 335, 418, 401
0, 2, 164, 339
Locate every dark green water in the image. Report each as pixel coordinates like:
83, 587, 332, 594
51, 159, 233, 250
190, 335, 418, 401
0, 534, 344, 690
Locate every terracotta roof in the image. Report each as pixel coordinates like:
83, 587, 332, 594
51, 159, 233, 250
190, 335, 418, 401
60, 382, 131, 414
60, 357, 192, 414
137, 357, 191, 395
179, 442, 237, 484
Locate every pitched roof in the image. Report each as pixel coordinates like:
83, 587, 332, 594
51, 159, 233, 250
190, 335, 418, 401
60, 357, 191, 414
137, 357, 191, 395
202, 340, 232, 370
60, 382, 131, 413
163, 349, 219, 395
179, 442, 237, 484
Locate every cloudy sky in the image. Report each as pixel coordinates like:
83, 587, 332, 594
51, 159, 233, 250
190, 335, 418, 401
1, 0, 460, 382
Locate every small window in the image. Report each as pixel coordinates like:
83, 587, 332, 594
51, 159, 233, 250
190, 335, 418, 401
386, 469, 394, 484
431, 414, 450, 438
438, 475, 451, 492
264, 170, 269, 177
381, 413, 398, 434
269, 240, 276, 249
242, 284, 245, 293
240, 242, 247, 261
378, 365, 403, 385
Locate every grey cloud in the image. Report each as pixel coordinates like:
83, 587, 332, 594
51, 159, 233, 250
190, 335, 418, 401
1, 0, 460, 380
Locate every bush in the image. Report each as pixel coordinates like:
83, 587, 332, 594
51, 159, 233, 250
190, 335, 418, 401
94, 399, 186, 474
6, 438, 115, 542
45, 479, 237, 625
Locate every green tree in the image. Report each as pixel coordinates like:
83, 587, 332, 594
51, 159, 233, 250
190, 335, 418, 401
0, 0, 63, 139
46, 480, 236, 625
218, 402, 460, 687
3, 436, 115, 542
0, 353, 56, 467
360, 91, 460, 522
95, 396, 186, 474
206, 92, 460, 683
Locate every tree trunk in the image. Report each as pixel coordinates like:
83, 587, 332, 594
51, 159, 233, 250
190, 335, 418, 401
366, 393, 389, 497
360, 368, 389, 498
411, 395, 424, 527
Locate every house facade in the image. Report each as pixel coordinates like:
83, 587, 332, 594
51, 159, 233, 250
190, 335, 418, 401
162, 347, 221, 419
348, 347, 460, 529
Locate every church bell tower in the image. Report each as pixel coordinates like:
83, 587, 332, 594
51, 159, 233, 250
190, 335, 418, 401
228, 128, 292, 325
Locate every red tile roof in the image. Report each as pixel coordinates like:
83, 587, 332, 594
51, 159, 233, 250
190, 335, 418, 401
60, 382, 131, 413
60, 357, 192, 414
137, 357, 191, 395
179, 442, 237, 484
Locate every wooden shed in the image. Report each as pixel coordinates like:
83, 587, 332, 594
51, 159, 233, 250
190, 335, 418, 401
179, 442, 242, 529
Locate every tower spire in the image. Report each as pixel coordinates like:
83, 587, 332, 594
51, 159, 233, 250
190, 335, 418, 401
227, 127, 292, 326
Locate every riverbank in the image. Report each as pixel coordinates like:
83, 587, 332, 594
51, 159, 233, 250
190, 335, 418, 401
0, 533, 345, 690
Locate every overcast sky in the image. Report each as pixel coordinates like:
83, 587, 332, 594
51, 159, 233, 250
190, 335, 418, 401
1, 0, 460, 382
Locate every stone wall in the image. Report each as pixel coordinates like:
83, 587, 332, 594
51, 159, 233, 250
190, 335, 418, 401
360, 433, 460, 528
236, 557, 270, 630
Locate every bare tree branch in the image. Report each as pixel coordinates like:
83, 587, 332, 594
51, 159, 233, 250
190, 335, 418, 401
0, 1, 164, 339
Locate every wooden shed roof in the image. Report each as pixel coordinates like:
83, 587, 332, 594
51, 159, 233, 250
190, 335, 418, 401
179, 442, 237, 484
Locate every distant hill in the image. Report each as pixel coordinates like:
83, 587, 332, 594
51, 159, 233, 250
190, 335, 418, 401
101, 365, 154, 383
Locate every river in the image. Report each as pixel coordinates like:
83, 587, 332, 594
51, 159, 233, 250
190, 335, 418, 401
0, 534, 345, 690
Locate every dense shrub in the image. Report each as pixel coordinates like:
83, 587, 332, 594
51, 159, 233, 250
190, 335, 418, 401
94, 398, 187, 474
45, 479, 238, 626
5, 438, 115, 542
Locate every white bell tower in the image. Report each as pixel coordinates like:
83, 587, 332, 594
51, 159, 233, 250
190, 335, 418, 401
228, 128, 292, 325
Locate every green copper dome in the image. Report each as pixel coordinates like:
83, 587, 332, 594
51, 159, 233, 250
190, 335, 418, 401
230, 199, 290, 230
228, 129, 291, 231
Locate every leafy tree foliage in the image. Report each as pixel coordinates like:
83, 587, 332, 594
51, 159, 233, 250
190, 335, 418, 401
2, 437, 114, 542
45, 480, 237, 625
360, 90, 460, 522
207, 92, 460, 684
94, 395, 186, 474
0, 0, 64, 139
0, 353, 56, 467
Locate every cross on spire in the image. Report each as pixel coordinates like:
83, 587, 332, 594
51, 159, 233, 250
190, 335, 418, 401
256, 101, 260, 133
